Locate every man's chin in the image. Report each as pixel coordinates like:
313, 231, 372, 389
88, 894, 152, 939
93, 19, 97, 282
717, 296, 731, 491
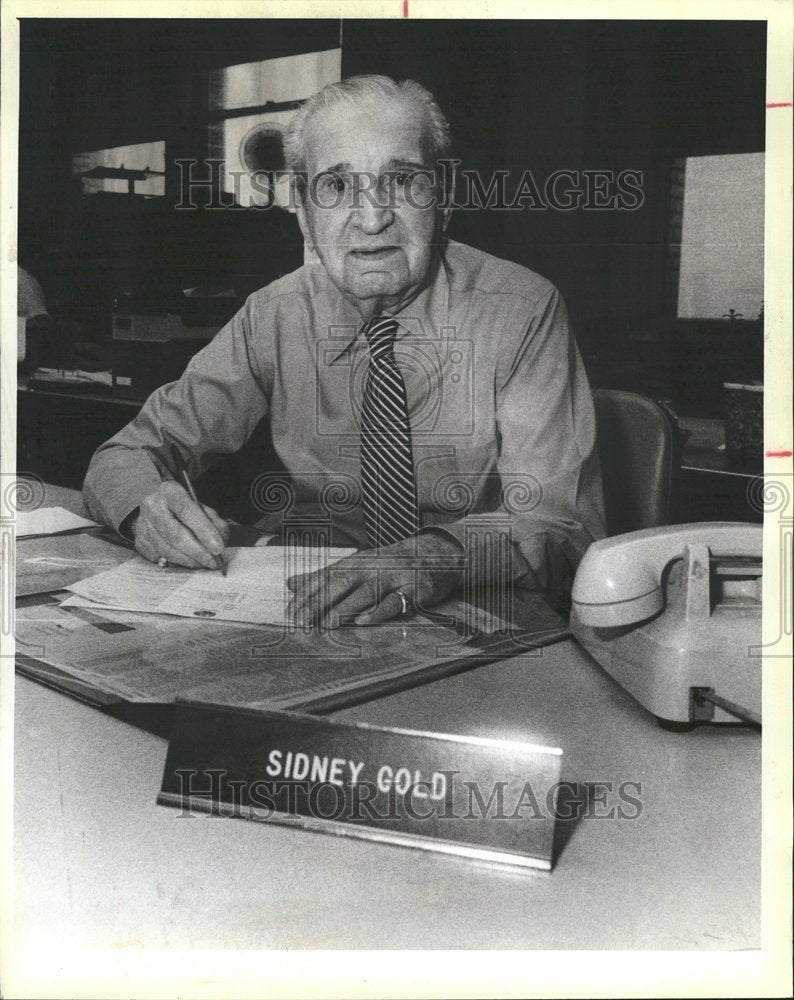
343, 272, 406, 301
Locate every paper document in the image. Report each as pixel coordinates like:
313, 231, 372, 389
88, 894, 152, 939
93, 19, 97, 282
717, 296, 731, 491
63, 546, 355, 625
16, 506, 99, 537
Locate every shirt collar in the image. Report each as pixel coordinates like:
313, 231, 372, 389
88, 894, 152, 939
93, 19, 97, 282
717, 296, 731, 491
324, 245, 451, 364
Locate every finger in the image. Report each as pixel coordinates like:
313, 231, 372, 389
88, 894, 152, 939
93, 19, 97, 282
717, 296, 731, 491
292, 567, 364, 627
284, 564, 324, 627
285, 565, 328, 625
285, 566, 324, 593
136, 520, 204, 569
201, 505, 231, 544
133, 526, 160, 564
285, 574, 317, 624
152, 506, 220, 569
288, 571, 338, 627
165, 486, 225, 555
134, 518, 169, 564
354, 590, 406, 627
148, 521, 205, 569
322, 584, 379, 629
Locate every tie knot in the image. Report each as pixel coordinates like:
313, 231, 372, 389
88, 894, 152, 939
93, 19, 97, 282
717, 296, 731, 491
364, 317, 399, 359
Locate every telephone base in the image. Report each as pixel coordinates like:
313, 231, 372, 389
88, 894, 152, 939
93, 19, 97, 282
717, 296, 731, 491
572, 617, 761, 725
570, 525, 762, 728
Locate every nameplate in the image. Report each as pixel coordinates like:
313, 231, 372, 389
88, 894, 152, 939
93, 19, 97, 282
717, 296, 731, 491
158, 699, 563, 870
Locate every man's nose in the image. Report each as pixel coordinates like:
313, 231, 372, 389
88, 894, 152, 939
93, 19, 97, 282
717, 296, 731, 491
352, 183, 395, 233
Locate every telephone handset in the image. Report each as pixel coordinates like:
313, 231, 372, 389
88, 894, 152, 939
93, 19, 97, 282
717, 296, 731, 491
570, 522, 762, 727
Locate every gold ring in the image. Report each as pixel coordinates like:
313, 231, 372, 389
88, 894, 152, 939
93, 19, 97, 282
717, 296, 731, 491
395, 589, 411, 617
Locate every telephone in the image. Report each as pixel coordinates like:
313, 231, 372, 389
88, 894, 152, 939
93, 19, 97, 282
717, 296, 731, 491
570, 523, 762, 727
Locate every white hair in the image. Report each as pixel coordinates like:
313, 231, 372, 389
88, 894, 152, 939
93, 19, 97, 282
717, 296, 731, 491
283, 74, 453, 180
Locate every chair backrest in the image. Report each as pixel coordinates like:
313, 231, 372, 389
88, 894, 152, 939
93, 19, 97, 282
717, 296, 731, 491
592, 388, 680, 536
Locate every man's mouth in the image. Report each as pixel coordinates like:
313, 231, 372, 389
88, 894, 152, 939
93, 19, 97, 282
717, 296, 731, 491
348, 247, 400, 260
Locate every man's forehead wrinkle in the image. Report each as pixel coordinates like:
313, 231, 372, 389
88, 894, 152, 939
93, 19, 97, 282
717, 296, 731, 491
304, 98, 433, 175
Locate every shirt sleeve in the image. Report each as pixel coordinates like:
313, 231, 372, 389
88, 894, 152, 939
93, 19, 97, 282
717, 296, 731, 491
428, 287, 606, 607
82, 297, 271, 533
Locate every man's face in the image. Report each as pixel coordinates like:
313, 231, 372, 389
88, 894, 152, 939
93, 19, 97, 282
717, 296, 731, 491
296, 96, 448, 317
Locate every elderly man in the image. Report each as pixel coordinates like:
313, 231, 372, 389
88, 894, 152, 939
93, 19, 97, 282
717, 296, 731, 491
83, 74, 605, 627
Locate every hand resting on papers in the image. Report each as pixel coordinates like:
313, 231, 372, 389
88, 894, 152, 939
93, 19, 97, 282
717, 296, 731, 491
125, 482, 467, 629
129, 481, 230, 570
285, 532, 465, 629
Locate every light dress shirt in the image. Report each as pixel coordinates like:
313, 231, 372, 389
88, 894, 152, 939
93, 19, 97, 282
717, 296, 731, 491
83, 239, 606, 603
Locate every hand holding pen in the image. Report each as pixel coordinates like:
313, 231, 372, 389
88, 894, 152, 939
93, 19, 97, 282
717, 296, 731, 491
171, 452, 228, 576
130, 446, 229, 573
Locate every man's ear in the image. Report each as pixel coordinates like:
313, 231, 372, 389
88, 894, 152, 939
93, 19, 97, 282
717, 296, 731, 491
296, 208, 313, 252
437, 158, 457, 233
292, 178, 314, 252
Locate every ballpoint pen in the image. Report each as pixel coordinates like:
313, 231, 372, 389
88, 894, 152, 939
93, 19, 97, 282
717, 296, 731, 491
169, 447, 228, 576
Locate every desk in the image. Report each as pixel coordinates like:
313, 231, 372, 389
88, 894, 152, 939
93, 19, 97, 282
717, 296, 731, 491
12, 486, 761, 951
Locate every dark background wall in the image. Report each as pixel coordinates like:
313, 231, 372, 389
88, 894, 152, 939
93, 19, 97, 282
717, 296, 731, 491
19, 18, 766, 416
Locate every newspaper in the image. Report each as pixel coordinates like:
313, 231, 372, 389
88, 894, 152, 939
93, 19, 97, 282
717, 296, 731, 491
15, 595, 493, 710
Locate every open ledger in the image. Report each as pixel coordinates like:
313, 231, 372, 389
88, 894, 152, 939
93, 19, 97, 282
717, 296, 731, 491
16, 543, 570, 718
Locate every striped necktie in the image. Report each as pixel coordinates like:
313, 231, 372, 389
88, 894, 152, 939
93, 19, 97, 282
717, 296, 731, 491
360, 317, 419, 548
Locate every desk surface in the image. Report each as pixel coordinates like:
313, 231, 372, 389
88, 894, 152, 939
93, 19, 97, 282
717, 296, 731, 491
12, 486, 761, 951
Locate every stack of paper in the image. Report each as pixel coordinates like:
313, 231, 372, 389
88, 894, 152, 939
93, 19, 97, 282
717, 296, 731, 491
62, 546, 355, 626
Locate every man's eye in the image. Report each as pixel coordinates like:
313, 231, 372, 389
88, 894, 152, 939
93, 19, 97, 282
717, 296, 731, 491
386, 171, 434, 195
319, 173, 346, 193
388, 172, 412, 188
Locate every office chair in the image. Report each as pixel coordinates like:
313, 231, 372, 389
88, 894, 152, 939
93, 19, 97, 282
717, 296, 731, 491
592, 388, 681, 536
